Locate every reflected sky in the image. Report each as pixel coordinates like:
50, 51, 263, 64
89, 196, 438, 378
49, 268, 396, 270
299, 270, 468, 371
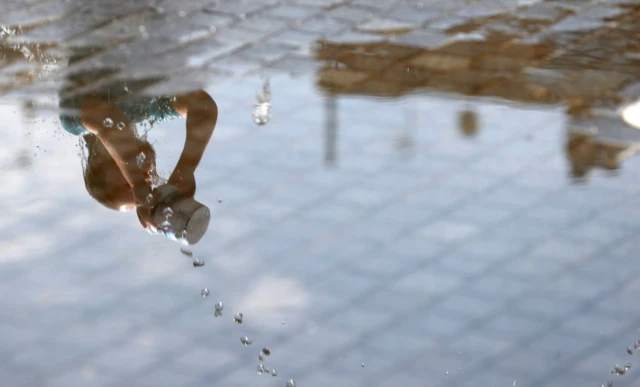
2, 1, 640, 387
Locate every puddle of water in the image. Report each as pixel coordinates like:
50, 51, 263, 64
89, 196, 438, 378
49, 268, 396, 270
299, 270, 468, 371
2, 1, 640, 387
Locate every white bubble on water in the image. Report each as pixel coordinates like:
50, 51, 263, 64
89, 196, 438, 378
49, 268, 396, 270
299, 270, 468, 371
257, 364, 265, 375
241, 336, 253, 346
116, 122, 126, 130
234, 313, 243, 324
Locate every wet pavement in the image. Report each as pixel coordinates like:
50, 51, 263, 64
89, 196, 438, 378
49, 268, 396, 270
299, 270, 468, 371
2, 1, 640, 387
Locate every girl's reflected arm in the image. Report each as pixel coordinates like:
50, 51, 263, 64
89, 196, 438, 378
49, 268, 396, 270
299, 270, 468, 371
169, 90, 218, 197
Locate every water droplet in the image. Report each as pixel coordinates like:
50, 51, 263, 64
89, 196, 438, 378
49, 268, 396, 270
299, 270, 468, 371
361, 362, 365, 368
239, 13, 246, 20
159, 220, 171, 232
257, 364, 265, 375
193, 259, 205, 268
628, 347, 634, 355
241, 336, 253, 346
282, 320, 286, 325
201, 288, 209, 298
214, 301, 223, 317
271, 369, 277, 377
513, 381, 517, 387
635, 340, 640, 350
103, 118, 114, 128
611, 363, 631, 375
234, 313, 243, 324
124, 86, 130, 93
116, 122, 126, 130
136, 152, 146, 167
218, 198, 222, 203
285, 379, 296, 387
163, 207, 174, 218
178, 10, 186, 17
180, 247, 193, 257
146, 193, 153, 203
262, 347, 271, 356
253, 102, 271, 126
258, 353, 264, 361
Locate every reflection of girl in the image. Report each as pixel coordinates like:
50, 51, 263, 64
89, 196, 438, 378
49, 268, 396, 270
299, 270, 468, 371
59, 55, 217, 244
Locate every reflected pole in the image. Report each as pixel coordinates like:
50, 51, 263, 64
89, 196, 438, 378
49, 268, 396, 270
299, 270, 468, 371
325, 93, 337, 167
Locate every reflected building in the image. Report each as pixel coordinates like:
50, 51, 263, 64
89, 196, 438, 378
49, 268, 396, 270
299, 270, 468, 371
313, 2, 640, 180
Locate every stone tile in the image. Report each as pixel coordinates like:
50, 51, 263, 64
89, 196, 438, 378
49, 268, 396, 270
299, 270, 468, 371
541, 371, 608, 387
446, 201, 514, 227
308, 269, 379, 302
125, 365, 201, 387
267, 55, 324, 76
362, 324, 439, 359
482, 311, 545, 342
397, 306, 469, 339
299, 15, 352, 36
55, 315, 140, 350
0, 324, 40, 356
326, 5, 377, 23
502, 253, 570, 283
47, 363, 116, 387
447, 332, 513, 369
457, 369, 523, 387
172, 345, 239, 374
392, 266, 462, 296
236, 15, 290, 34
267, 29, 322, 48
239, 42, 297, 63
204, 0, 274, 15
89, 340, 164, 374
438, 292, 505, 322
323, 304, 391, 333
266, 4, 322, 20
418, 218, 482, 244
280, 325, 353, 359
